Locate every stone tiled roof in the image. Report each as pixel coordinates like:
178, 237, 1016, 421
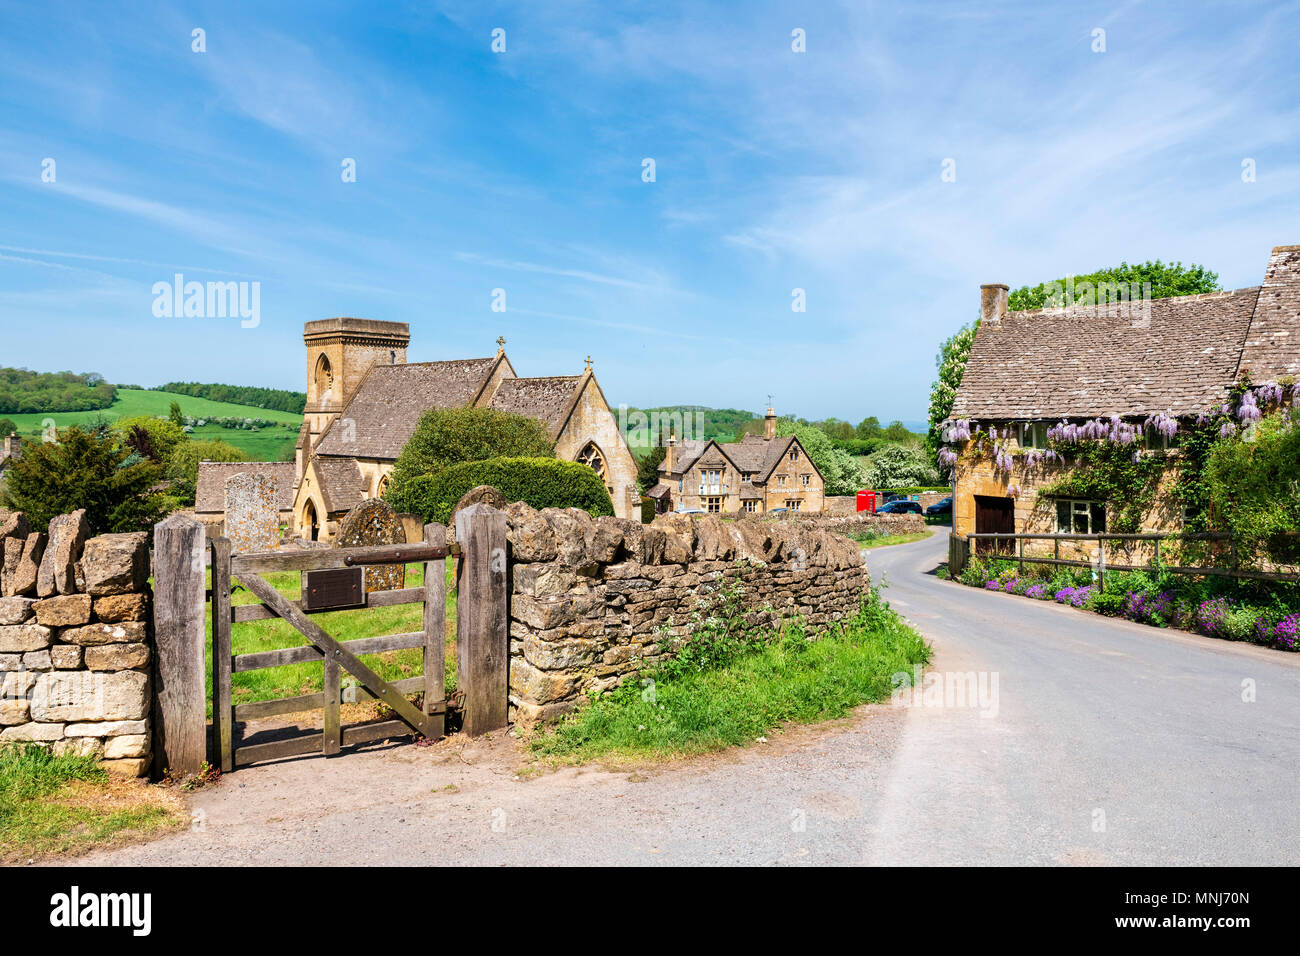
487, 375, 582, 434
952, 245, 1300, 421
659, 439, 710, 475
951, 287, 1261, 420
644, 482, 673, 499
1238, 245, 1300, 382
726, 434, 796, 478
195, 462, 296, 513
314, 458, 367, 513
314, 358, 498, 459
738, 483, 764, 499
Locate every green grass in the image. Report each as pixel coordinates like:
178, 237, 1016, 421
4, 388, 302, 461
529, 593, 930, 764
205, 563, 458, 719
0, 745, 184, 863
845, 529, 935, 549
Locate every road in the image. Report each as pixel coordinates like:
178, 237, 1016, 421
78, 532, 1300, 866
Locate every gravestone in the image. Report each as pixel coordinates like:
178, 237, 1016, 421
336, 498, 405, 592
225, 472, 281, 554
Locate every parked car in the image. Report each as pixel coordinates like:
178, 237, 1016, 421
924, 497, 953, 516
875, 499, 922, 515
767, 507, 789, 515
676, 508, 707, 516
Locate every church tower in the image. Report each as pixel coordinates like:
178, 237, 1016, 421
302, 317, 410, 457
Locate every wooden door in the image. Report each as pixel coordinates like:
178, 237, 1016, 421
974, 495, 1015, 555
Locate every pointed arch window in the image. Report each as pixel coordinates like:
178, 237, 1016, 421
314, 354, 334, 401
577, 441, 610, 489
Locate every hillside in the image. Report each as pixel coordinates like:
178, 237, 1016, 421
2, 389, 301, 461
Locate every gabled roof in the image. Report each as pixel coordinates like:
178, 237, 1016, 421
313, 458, 367, 513
487, 375, 583, 437
195, 462, 296, 514
951, 245, 1300, 421
1238, 245, 1300, 382
314, 357, 502, 459
659, 439, 711, 475
659, 433, 819, 486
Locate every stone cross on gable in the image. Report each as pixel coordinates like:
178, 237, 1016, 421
584, 355, 593, 371
496, 336, 506, 351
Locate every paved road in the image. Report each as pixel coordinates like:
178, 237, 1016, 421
80, 532, 1300, 866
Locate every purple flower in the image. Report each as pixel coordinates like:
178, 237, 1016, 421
1195, 598, 1231, 637
1272, 614, 1299, 652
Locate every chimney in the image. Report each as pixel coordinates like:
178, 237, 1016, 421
764, 406, 776, 440
980, 283, 1008, 324
3, 433, 17, 457
664, 433, 677, 473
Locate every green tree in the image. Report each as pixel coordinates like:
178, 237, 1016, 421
925, 322, 978, 470
167, 439, 250, 505
1, 424, 169, 533
636, 444, 666, 493
855, 416, 882, 440
113, 415, 188, 463
862, 444, 941, 489
389, 407, 555, 495
0, 417, 17, 438
1008, 260, 1220, 311
883, 420, 912, 442
774, 419, 863, 496
1204, 412, 1300, 564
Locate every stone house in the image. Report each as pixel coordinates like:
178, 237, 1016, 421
193, 461, 296, 537
293, 318, 638, 541
648, 407, 825, 515
946, 244, 1300, 555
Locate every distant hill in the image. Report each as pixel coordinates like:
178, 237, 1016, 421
620, 406, 760, 447
2, 389, 301, 462
0, 367, 116, 414
152, 382, 306, 414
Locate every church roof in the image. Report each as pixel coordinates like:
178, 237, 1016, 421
195, 462, 296, 514
314, 358, 499, 460
314, 458, 367, 514
487, 375, 583, 435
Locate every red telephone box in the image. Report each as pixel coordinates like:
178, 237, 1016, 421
856, 490, 876, 513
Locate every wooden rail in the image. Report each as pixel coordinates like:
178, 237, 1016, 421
960, 532, 1300, 585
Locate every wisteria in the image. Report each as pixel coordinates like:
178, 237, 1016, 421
1144, 412, 1179, 440
943, 419, 972, 442
1046, 416, 1140, 445
1236, 389, 1262, 424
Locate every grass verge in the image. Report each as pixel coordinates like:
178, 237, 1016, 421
846, 529, 934, 549
0, 746, 186, 864
528, 590, 930, 765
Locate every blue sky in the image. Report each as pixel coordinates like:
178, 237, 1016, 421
1, 1, 1298, 425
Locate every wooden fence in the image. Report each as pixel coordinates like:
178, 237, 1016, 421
949, 531, 1300, 588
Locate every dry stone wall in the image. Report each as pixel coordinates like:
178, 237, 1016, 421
0, 510, 153, 776
503, 504, 869, 725
759, 511, 926, 536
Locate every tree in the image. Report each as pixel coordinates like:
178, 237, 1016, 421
1, 424, 169, 533
883, 420, 912, 442
774, 419, 863, 496
168, 401, 184, 427
925, 322, 978, 470
0, 417, 17, 438
1008, 260, 1220, 311
861, 444, 941, 489
167, 439, 250, 504
1204, 412, 1300, 565
636, 444, 666, 493
389, 407, 555, 494
855, 416, 882, 440
114, 415, 188, 463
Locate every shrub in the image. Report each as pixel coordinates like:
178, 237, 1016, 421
1089, 592, 1126, 616
389, 407, 555, 494
1273, 614, 1299, 651
1195, 598, 1231, 638
1204, 411, 1300, 565
0, 424, 168, 533
389, 457, 614, 525
1054, 585, 1096, 607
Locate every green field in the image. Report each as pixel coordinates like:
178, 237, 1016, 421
4, 389, 302, 461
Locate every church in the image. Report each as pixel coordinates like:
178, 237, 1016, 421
290, 317, 639, 541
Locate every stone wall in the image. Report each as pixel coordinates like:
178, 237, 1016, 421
0, 510, 153, 776
503, 504, 869, 725
759, 511, 926, 536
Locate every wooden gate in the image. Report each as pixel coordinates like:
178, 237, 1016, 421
209, 524, 450, 771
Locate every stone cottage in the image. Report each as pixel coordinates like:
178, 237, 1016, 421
647, 407, 825, 515
292, 318, 639, 541
946, 243, 1300, 547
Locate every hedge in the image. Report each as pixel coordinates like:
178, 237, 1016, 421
388, 457, 615, 525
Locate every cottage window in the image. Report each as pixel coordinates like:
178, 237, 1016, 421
789, 447, 800, 462
785, 499, 802, 511
743, 500, 758, 513
1055, 499, 1106, 534
776, 474, 787, 487
705, 496, 722, 513
1017, 422, 1048, 449
800, 474, 811, 487
1143, 424, 1177, 451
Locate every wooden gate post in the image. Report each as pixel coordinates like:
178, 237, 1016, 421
423, 522, 448, 741
455, 504, 509, 736
153, 514, 208, 779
